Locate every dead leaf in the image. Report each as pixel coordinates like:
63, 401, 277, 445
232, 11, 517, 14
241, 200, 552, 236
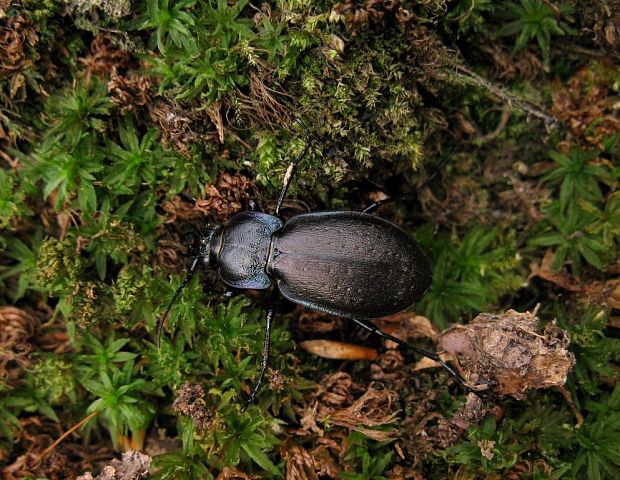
374, 312, 437, 349
300, 340, 378, 361
438, 309, 575, 399
529, 249, 584, 292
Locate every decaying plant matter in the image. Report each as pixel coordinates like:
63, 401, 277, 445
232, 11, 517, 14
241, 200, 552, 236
439, 309, 575, 399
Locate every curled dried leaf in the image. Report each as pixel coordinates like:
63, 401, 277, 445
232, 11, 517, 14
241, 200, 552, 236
330, 0, 385, 33
327, 384, 400, 441
529, 249, 584, 292
438, 309, 575, 399
281, 444, 319, 480
108, 72, 151, 114
319, 372, 359, 407
0, 306, 37, 380
374, 312, 437, 348
195, 172, 257, 222
79, 34, 129, 82
371, 350, 406, 383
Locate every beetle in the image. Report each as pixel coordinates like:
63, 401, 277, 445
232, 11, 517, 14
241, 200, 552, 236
158, 122, 464, 410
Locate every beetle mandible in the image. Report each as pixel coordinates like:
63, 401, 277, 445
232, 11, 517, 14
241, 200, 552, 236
158, 121, 464, 410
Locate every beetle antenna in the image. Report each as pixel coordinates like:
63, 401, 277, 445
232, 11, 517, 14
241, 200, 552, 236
157, 256, 201, 348
275, 118, 312, 216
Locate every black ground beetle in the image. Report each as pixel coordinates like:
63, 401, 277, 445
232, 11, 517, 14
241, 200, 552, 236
158, 121, 464, 410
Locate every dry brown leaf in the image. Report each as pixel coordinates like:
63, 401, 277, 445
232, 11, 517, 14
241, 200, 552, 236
529, 249, 584, 292
371, 350, 406, 383
296, 310, 345, 333
374, 312, 437, 349
195, 172, 257, 222
318, 372, 359, 407
79, 34, 130, 83
551, 66, 620, 148
412, 356, 442, 372
299, 340, 378, 361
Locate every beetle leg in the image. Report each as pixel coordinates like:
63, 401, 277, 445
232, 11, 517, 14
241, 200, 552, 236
242, 293, 278, 412
349, 317, 469, 390
157, 256, 201, 348
275, 119, 311, 217
361, 197, 395, 214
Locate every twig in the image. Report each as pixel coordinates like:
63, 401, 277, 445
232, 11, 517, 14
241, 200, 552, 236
451, 65, 559, 131
39, 410, 100, 460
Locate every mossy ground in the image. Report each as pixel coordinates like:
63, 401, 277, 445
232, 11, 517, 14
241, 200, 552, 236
0, 0, 619, 478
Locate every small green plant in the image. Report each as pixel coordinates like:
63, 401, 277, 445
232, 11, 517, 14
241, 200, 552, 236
81, 359, 156, 448
45, 81, 112, 141
0, 385, 23, 457
151, 451, 211, 480
444, 416, 520, 473
104, 121, 175, 196
76, 333, 137, 378
158, 273, 209, 347
40, 133, 103, 214
530, 145, 618, 277
135, 0, 198, 54
0, 232, 42, 301
416, 226, 523, 327
543, 149, 611, 213
560, 307, 620, 396
573, 387, 620, 479
341, 431, 394, 480
529, 202, 609, 276
206, 393, 282, 476
496, 0, 575, 66
0, 170, 30, 229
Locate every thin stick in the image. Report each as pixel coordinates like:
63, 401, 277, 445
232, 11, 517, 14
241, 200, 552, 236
39, 410, 100, 460
452, 65, 559, 130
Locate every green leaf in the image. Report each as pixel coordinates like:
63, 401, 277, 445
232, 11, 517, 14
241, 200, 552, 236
241, 441, 280, 475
